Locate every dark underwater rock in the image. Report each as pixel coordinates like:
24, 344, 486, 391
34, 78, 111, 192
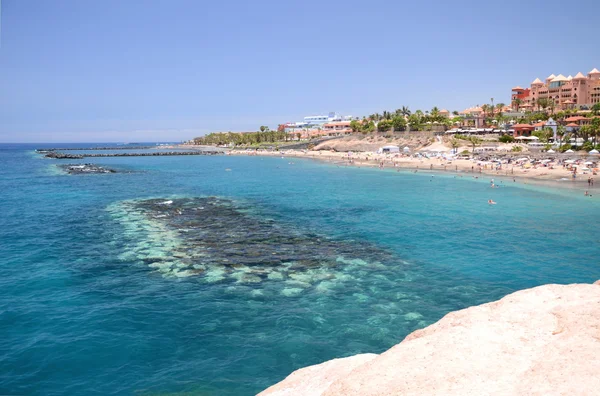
60, 164, 117, 174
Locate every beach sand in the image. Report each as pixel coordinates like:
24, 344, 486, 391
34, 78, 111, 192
227, 149, 598, 186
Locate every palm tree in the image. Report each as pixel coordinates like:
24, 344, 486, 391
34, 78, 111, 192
549, 99, 556, 114
495, 103, 505, 115
537, 98, 550, 112
467, 136, 482, 153
399, 106, 411, 117
450, 139, 460, 154
481, 104, 490, 117
512, 98, 522, 112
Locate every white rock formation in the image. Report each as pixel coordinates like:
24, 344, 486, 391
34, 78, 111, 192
259, 281, 600, 395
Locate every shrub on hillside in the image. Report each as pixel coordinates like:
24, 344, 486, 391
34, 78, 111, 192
499, 134, 515, 143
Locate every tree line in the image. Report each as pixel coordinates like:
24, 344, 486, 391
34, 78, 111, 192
191, 126, 299, 146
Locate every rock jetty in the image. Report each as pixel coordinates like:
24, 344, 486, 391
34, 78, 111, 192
44, 151, 84, 159
37, 146, 156, 151
259, 280, 600, 396
42, 151, 223, 159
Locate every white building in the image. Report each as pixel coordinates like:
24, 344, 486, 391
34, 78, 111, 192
284, 112, 354, 132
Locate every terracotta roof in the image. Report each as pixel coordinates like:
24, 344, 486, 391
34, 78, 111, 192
547, 74, 556, 80
531, 78, 543, 85
460, 106, 483, 114
574, 72, 586, 80
589, 68, 600, 74
565, 116, 588, 122
533, 122, 546, 127
512, 124, 535, 128
439, 109, 449, 113
512, 86, 524, 90
566, 123, 579, 127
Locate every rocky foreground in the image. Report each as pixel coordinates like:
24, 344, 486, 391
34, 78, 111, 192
259, 280, 600, 396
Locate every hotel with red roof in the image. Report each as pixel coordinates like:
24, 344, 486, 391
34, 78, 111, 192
511, 68, 600, 111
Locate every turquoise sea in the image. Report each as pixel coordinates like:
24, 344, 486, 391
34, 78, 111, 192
1, 143, 599, 395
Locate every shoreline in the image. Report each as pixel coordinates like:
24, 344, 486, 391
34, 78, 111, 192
220, 148, 597, 190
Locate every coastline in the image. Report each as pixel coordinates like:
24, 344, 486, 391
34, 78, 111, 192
186, 146, 596, 191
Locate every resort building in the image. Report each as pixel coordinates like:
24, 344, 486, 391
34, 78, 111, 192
283, 112, 354, 132
322, 121, 353, 134
458, 106, 485, 128
511, 68, 600, 111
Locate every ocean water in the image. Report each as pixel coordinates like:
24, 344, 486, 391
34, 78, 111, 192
1, 143, 599, 395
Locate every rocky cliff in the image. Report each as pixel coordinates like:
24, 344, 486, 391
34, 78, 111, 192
259, 281, 600, 395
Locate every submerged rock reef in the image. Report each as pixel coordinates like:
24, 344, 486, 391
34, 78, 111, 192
59, 163, 117, 174
259, 280, 600, 396
108, 197, 394, 293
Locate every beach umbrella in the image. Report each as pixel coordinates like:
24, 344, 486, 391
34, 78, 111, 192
547, 149, 555, 153
585, 161, 594, 165
589, 149, 599, 154
565, 160, 576, 164
565, 149, 574, 153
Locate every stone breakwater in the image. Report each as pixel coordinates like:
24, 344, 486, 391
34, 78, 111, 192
43, 151, 85, 159
259, 280, 600, 396
37, 146, 158, 151
43, 151, 224, 159
107, 197, 395, 295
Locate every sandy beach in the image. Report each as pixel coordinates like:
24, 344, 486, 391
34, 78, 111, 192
224, 148, 599, 187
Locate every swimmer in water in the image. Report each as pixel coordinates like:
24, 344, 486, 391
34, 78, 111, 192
488, 199, 497, 205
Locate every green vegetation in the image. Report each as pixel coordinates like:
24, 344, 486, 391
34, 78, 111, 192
532, 128, 553, 143
511, 146, 523, 152
498, 134, 515, 143
450, 139, 460, 152
455, 134, 483, 152
558, 143, 572, 153
192, 127, 290, 146
467, 136, 482, 153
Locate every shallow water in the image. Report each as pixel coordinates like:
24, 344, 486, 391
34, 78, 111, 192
1, 143, 599, 395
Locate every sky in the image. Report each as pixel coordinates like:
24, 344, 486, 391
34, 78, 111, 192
0, 0, 599, 143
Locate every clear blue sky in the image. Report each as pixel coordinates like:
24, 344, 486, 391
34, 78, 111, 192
1, 0, 599, 142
